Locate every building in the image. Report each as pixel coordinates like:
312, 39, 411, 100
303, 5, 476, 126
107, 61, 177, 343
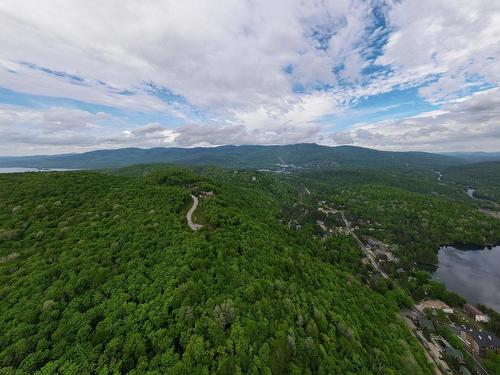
475, 315, 490, 323
460, 329, 500, 358
463, 303, 489, 322
463, 303, 481, 316
418, 317, 435, 333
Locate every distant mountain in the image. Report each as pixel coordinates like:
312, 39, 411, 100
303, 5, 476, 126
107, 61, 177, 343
0, 144, 464, 170
441, 151, 500, 162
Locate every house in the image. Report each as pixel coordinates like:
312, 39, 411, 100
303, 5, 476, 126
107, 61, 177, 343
476, 315, 490, 323
460, 329, 500, 358
442, 308, 454, 314
463, 303, 488, 322
463, 303, 481, 316
418, 317, 435, 332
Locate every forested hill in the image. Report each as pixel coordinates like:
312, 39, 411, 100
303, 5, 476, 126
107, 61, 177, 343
443, 161, 500, 202
0, 167, 434, 374
0, 143, 462, 170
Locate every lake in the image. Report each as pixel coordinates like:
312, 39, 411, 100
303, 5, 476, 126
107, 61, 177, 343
0, 167, 77, 173
433, 246, 500, 311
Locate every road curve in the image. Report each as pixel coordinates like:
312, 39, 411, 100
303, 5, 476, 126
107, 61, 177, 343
187, 194, 203, 231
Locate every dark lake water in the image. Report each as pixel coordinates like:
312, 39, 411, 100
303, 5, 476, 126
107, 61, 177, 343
433, 246, 500, 311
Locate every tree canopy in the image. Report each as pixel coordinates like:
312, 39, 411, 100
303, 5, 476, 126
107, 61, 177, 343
0, 168, 434, 374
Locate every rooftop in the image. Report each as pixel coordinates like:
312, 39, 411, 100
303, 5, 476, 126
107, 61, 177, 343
465, 329, 500, 347
443, 347, 463, 361
418, 317, 435, 332
463, 303, 482, 316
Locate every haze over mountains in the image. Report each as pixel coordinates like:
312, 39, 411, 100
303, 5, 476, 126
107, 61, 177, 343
0, 144, 479, 170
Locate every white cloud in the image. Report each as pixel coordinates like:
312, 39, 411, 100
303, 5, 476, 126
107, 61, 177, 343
0, 0, 375, 112
0, 0, 499, 154
1, 88, 498, 155
0, 105, 175, 155
377, 0, 500, 103
330, 88, 500, 151
0, 104, 323, 155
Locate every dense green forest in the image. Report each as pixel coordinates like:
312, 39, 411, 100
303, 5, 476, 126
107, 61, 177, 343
291, 167, 500, 266
443, 161, 500, 203
0, 167, 434, 374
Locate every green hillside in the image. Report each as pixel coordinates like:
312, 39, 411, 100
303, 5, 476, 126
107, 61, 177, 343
0, 167, 434, 374
443, 161, 500, 203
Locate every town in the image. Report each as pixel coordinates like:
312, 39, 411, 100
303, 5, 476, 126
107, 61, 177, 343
403, 300, 500, 375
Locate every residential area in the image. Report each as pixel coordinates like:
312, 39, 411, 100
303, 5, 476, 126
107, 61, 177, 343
402, 299, 500, 375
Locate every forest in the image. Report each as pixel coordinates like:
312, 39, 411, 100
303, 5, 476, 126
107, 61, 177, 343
0, 167, 434, 374
443, 161, 500, 203
1, 162, 499, 374
291, 167, 500, 266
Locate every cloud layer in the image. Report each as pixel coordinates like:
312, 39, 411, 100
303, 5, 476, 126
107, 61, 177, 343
331, 89, 500, 151
0, 0, 499, 154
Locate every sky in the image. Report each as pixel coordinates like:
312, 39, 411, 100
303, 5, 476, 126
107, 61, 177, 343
0, 0, 499, 156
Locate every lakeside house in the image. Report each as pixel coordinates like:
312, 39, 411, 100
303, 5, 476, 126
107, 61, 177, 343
460, 328, 500, 358
463, 303, 489, 322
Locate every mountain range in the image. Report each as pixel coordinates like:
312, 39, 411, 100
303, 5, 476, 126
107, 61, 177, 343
0, 144, 475, 170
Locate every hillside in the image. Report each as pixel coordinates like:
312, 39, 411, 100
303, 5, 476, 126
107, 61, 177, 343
0, 167, 434, 374
0, 144, 463, 170
443, 161, 500, 203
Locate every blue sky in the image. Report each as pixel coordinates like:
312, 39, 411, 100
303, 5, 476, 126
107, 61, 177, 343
0, 0, 499, 155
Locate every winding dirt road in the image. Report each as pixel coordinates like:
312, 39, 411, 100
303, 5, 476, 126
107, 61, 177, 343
187, 194, 203, 231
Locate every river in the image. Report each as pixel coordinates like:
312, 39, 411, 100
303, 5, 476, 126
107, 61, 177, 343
432, 246, 500, 311
466, 188, 476, 199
